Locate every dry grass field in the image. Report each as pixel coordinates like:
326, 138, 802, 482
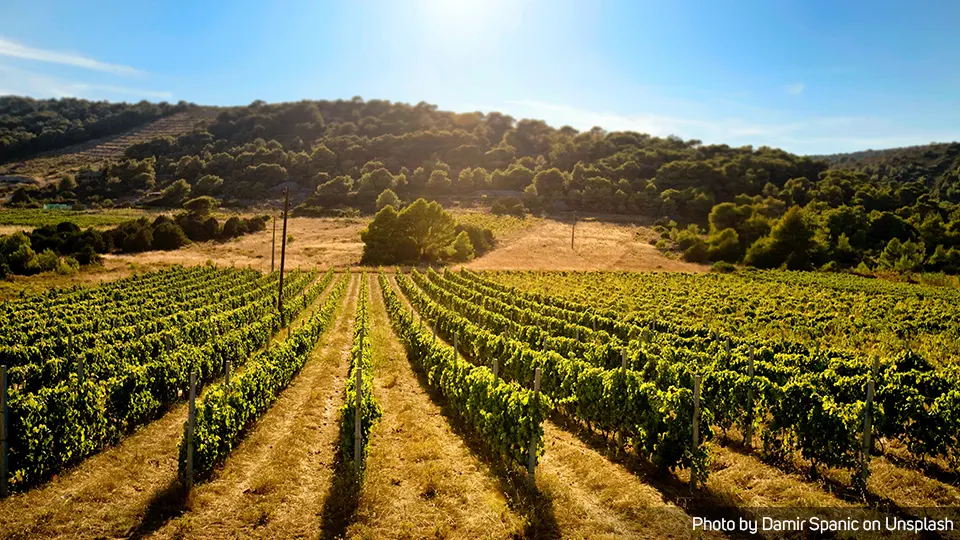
0, 212, 702, 300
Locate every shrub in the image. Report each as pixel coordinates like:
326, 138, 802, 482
152, 222, 190, 250
710, 261, 737, 273
451, 231, 475, 261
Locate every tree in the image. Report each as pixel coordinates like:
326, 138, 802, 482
58, 174, 77, 192
744, 207, 821, 269
176, 155, 204, 181
360, 205, 402, 264
707, 228, 741, 262
358, 167, 396, 197
450, 230, 475, 261
878, 238, 925, 273
221, 216, 247, 239
152, 222, 190, 250
533, 168, 566, 199
314, 175, 353, 207
162, 179, 192, 204
376, 188, 401, 211
194, 174, 224, 196
426, 169, 452, 193
397, 199, 457, 261
360, 198, 458, 264
184, 196, 219, 216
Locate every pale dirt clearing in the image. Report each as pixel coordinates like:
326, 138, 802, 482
104, 217, 367, 272
465, 219, 706, 272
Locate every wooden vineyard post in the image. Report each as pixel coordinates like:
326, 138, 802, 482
225, 359, 231, 387
1, 365, 7, 498
78, 355, 84, 384
859, 356, 879, 489
744, 345, 755, 449
621, 347, 628, 372
453, 333, 458, 363
527, 367, 542, 487
354, 358, 363, 469
691, 374, 701, 493
725, 337, 731, 354
185, 370, 196, 489
575, 327, 579, 342
542, 335, 547, 351
492, 358, 499, 378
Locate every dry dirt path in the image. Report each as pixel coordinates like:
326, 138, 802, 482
343, 275, 526, 539
144, 274, 359, 539
0, 273, 340, 539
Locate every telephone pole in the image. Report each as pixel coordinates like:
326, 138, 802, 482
271, 215, 277, 273
277, 188, 290, 315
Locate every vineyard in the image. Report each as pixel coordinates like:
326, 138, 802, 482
1, 267, 959, 539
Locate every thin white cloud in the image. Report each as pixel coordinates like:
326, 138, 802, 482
0, 37, 140, 76
0, 65, 171, 100
784, 82, 805, 96
488, 99, 957, 154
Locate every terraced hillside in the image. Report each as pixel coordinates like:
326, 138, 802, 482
0, 108, 220, 181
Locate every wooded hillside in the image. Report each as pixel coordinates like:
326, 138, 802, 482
5, 97, 960, 274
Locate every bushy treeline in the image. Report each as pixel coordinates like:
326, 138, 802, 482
0, 97, 190, 162
654, 149, 960, 273
8, 96, 960, 274
360, 198, 494, 265
0, 197, 267, 278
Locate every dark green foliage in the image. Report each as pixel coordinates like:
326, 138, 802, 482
152, 221, 191, 250
0, 212, 266, 277
360, 198, 457, 264
455, 222, 495, 255
5, 96, 960, 274
0, 96, 187, 162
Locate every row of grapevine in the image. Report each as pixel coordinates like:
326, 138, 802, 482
4, 269, 333, 492
458, 270, 960, 477
1, 265, 224, 324
2, 266, 240, 343
394, 271, 706, 479
338, 275, 382, 469
378, 272, 546, 471
3, 270, 297, 389
179, 273, 348, 481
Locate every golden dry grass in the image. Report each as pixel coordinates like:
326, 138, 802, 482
145, 274, 359, 539
465, 219, 706, 272
0, 398, 187, 540
104, 217, 368, 272
346, 275, 526, 539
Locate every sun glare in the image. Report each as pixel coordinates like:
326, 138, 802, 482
417, 0, 522, 50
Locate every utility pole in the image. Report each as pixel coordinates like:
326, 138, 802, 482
277, 188, 290, 315
571, 211, 577, 250
271, 215, 277, 273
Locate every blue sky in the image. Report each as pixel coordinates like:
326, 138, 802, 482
2, 0, 959, 155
